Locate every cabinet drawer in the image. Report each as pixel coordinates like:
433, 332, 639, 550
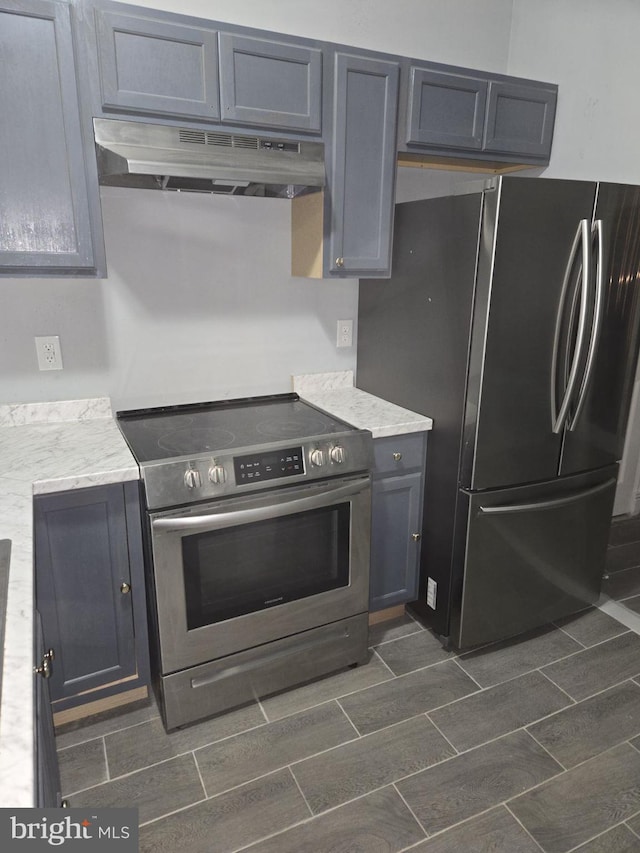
373, 433, 426, 475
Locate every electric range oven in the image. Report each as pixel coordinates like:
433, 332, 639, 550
117, 393, 372, 730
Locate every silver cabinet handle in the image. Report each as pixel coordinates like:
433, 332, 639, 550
412, 533, 421, 541
335, 257, 344, 268
393, 452, 402, 461
120, 582, 131, 594
569, 219, 604, 430
551, 219, 591, 433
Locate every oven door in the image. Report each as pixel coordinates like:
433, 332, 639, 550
149, 474, 371, 673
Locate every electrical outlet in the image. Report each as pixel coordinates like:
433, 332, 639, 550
35, 336, 63, 371
336, 319, 353, 348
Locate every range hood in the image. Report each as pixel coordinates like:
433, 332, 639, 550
94, 118, 325, 198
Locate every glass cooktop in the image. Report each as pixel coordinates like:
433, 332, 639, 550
117, 393, 357, 463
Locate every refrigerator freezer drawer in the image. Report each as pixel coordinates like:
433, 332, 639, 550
451, 466, 617, 649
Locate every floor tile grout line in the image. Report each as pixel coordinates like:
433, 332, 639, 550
286, 765, 315, 818
255, 695, 269, 725
627, 819, 640, 840
334, 697, 365, 739
370, 627, 425, 648
503, 802, 547, 852
524, 728, 568, 773
538, 664, 640, 707
451, 656, 484, 690
563, 819, 640, 852
101, 736, 110, 783
391, 782, 429, 840
423, 712, 460, 756
552, 623, 588, 649
191, 749, 209, 801
535, 667, 579, 704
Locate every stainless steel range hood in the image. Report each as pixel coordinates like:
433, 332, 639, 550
94, 118, 325, 198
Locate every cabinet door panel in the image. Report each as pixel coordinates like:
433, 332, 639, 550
0, 0, 95, 271
35, 485, 136, 702
370, 472, 422, 611
483, 80, 556, 158
219, 33, 321, 132
96, 9, 220, 119
329, 53, 399, 276
406, 67, 487, 150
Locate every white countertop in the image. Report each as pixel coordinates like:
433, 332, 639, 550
0, 398, 138, 807
292, 371, 433, 437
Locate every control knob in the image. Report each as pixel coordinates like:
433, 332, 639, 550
184, 469, 202, 489
208, 464, 227, 485
310, 448, 326, 467
330, 445, 346, 464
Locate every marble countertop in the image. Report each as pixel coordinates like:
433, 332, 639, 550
0, 398, 139, 807
292, 371, 433, 437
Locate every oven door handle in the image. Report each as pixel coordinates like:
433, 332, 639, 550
151, 479, 369, 534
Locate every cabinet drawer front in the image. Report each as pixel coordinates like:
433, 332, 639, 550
373, 433, 426, 475
96, 10, 220, 120
483, 80, 556, 158
219, 33, 322, 132
406, 67, 487, 150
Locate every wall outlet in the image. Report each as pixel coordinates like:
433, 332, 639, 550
336, 319, 353, 348
35, 336, 63, 371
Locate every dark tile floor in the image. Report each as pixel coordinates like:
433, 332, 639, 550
57, 517, 640, 853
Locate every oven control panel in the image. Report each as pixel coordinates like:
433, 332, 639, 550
234, 446, 304, 484
140, 433, 373, 509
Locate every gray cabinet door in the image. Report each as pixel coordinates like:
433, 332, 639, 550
95, 8, 220, 120
328, 53, 399, 277
483, 80, 556, 158
0, 0, 96, 272
370, 472, 423, 611
35, 484, 139, 703
35, 610, 61, 807
406, 67, 487, 150
369, 433, 426, 612
219, 33, 322, 132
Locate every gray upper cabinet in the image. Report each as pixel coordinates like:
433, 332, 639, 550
402, 62, 557, 164
328, 52, 400, 277
95, 8, 220, 119
218, 33, 322, 133
483, 79, 557, 158
406, 67, 488, 150
0, 0, 100, 274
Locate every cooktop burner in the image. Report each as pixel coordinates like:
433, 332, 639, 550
117, 393, 357, 463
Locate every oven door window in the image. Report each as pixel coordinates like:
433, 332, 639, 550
182, 503, 351, 629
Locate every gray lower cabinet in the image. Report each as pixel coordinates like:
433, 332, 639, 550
34, 481, 150, 715
0, 0, 101, 275
370, 433, 427, 612
403, 62, 557, 164
35, 610, 61, 807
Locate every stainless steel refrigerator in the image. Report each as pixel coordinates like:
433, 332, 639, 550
357, 176, 640, 649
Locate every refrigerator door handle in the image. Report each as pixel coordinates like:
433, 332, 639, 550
551, 219, 591, 434
568, 219, 605, 430
478, 477, 616, 515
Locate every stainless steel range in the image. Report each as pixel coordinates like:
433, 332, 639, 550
117, 393, 372, 730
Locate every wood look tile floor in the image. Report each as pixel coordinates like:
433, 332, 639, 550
57, 517, 640, 853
